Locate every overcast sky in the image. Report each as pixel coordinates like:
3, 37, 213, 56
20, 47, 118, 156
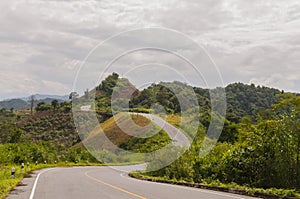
0, 0, 299, 100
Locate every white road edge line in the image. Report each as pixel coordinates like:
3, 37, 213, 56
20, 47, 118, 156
29, 168, 55, 199
120, 173, 247, 199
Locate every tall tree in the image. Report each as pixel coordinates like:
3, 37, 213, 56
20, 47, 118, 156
51, 100, 59, 111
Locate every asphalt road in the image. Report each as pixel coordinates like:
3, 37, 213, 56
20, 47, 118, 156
133, 113, 191, 148
7, 166, 258, 199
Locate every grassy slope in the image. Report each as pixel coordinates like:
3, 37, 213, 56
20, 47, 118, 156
75, 113, 171, 153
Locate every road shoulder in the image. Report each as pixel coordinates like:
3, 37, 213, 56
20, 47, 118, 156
6, 170, 40, 199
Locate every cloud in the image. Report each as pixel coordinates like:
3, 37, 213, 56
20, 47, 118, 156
0, 0, 299, 100
250, 73, 300, 92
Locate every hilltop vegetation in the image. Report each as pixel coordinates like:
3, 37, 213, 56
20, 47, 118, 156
225, 83, 280, 122
131, 81, 281, 122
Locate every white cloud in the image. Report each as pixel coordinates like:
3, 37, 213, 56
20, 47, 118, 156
250, 73, 299, 92
0, 0, 299, 99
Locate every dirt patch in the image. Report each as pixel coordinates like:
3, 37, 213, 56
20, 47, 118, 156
17, 182, 27, 187
23, 173, 33, 178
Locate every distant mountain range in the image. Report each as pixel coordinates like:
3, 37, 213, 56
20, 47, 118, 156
20, 94, 69, 101
0, 94, 69, 110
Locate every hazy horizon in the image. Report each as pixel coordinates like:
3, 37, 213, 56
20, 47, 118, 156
0, 78, 295, 101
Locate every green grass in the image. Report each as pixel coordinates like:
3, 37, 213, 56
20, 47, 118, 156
0, 164, 49, 199
0, 172, 20, 199
130, 172, 300, 198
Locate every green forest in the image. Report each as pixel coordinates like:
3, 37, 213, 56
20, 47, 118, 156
0, 73, 299, 198
142, 93, 300, 195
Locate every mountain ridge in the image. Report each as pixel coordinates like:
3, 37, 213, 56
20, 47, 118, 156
0, 94, 69, 110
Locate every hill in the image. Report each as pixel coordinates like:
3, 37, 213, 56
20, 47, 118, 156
131, 81, 281, 122
77, 112, 171, 153
0, 95, 68, 110
21, 94, 69, 101
0, 73, 286, 149
0, 99, 29, 110
225, 83, 280, 122
94, 73, 139, 119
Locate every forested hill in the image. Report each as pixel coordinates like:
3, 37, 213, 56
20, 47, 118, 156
0, 73, 285, 148
0, 96, 67, 110
81, 73, 284, 125
130, 80, 281, 122
0, 99, 28, 110
225, 83, 281, 122
0, 73, 283, 123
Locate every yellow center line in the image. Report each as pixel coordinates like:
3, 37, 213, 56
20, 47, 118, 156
84, 170, 147, 199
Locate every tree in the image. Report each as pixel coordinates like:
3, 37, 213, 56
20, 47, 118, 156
51, 100, 59, 111
60, 101, 72, 112
273, 93, 300, 188
35, 102, 51, 112
69, 92, 79, 101
98, 73, 119, 95
84, 89, 89, 99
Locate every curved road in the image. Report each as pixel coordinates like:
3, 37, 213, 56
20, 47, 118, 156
132, 113, 191, 148
8, 166, 257, 199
